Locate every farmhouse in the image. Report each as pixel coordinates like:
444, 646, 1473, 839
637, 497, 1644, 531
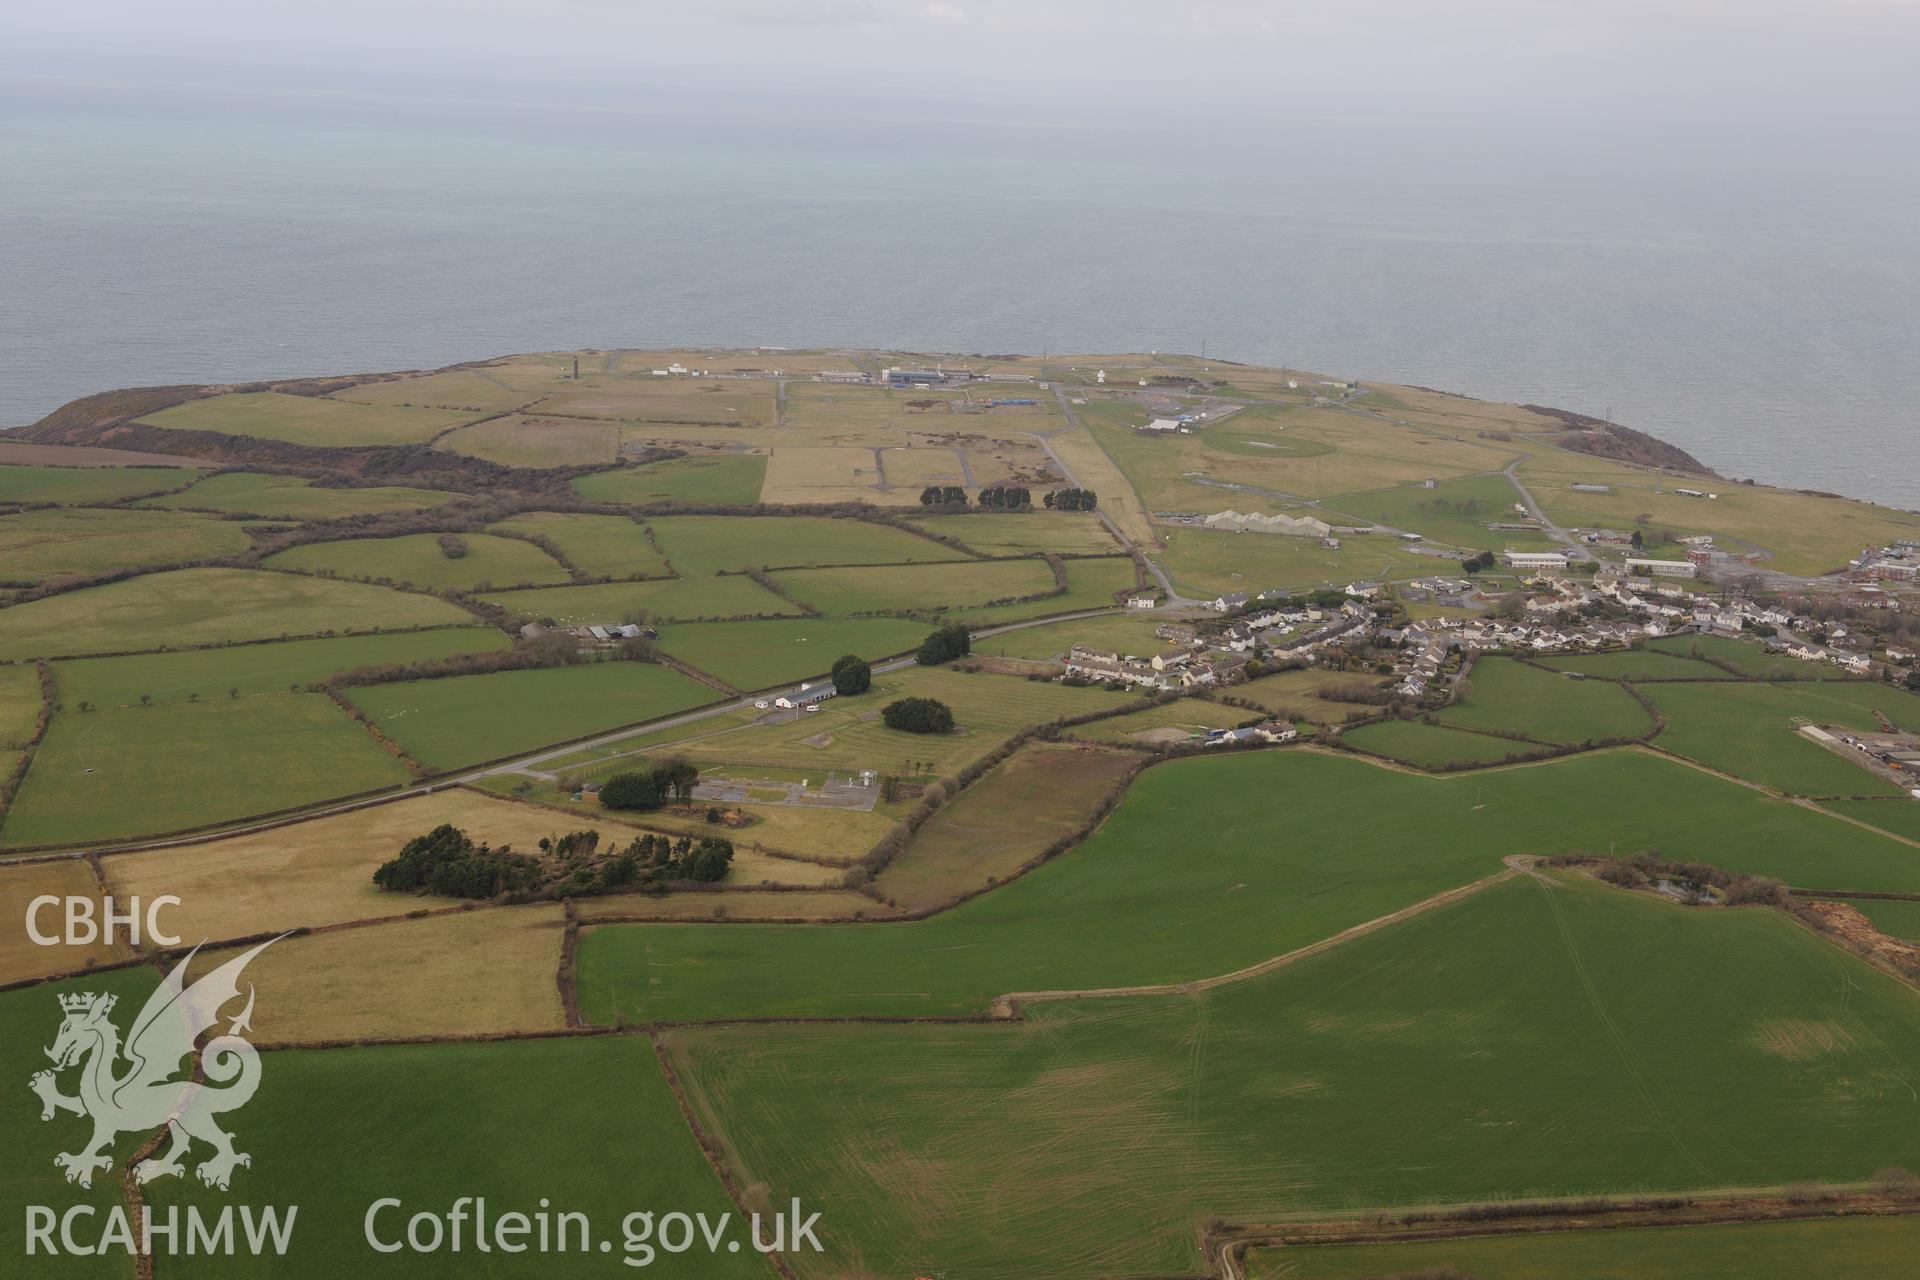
773, 680, 837, 710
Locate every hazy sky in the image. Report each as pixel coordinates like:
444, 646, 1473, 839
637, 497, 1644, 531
6, 0, 1917, 127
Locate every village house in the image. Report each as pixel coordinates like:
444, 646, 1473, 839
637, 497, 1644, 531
1065, 645, 1163, 688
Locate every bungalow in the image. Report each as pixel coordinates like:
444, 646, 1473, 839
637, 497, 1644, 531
773, 680, 838, 710
1344, 581, 1381, 599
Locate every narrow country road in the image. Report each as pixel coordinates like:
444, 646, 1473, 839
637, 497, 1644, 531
1042, 386, 1197, 606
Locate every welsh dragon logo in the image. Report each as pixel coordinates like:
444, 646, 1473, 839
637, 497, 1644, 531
30, 939, 279, 1191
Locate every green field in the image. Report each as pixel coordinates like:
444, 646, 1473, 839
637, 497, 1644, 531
0, 463, 202, 505
52, 628, 508, 707
1540, 646, 1742, 681
1343, 717, 1549, 766
595, 666, 1132, 781
142, 471, 458, 518
0, 662, 42, 747
1248, 1209, 1920, 1278
1324, 471, 1552, 550
0, 568, 475, 660
1230, 668, 1390, 724
137, 391, 474, 446
1840, 896, 1920, 941
1, 693, 409, 845
647, 515, 956, 573
141, 1036, 765, 1279
664, 873, 1920, 1277
1648, 634, 1830, 680
1156, 525, 1430, 597
1439, 658, 1655, 744
479, 575, 798, 625
266, 533, 570, 591
1645, 681, 1920, 796
908, 512, 1118, 555
579, 749, 1920, 1024
0, 507, 254, 582
970, 612, 1170, 661
1822, 799, 1920, 843
343, 660, 714, 768
569, 453, 768, 505
770, 558, 1055, 615
943, 555, 1138, 626
488, 511, 671, 577
653, 617, 935, 689
333, 367, 536, 413
0, 968, 163, 1276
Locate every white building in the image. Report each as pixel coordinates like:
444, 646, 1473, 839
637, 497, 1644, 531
1502, 551, 1570, 572
1624, 557, 1698, 579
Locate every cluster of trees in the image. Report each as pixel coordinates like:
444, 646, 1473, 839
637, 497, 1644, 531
599, 756, 700, 811
1461, 550, 1497, 574
915, 485, 1043, 509
369, 822, 736, 900
436, 533, 469, 560
1044, 488, 1098, 511
915, 623, 971, 666
592, 832, 736, 886
830, 653, 872, 695
882, 696, 955, 734
371, 824, 544, 898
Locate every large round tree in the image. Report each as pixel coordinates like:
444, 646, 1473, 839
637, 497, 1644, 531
830, 653, 873, 695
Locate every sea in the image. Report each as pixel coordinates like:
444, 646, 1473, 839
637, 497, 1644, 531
3, 71, 1917, 508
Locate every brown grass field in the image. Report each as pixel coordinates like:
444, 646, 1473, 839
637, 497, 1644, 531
480, 774, 897, 863
0, 858, 130, 983
873, 743, 1139, 911
1231, 668, 1387, 725
186, 905, 566, 1042
102, 789, 638, 940
573, 890, 882, 923
534, 378, 776, 426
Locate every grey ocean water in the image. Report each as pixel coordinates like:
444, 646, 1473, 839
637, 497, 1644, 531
2, 76, 1916, 506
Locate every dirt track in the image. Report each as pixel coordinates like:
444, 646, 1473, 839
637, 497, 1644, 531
991, 863, 1519, 1017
